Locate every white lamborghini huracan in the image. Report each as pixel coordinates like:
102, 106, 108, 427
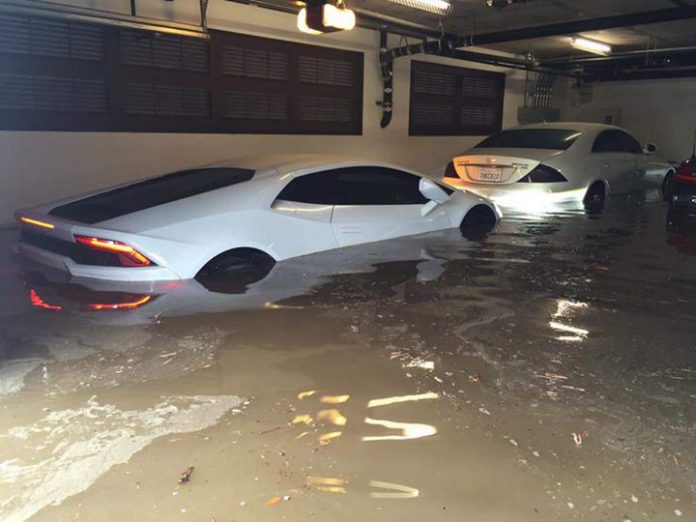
16, 155, 501, 282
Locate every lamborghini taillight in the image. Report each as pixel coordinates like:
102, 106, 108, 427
74, 235, 152, 267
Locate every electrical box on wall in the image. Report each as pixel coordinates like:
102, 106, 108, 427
517, 107, 561, 125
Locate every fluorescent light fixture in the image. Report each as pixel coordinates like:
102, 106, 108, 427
389, 0, 453, 16
571, 37, 612, 56
322, 3, 355, 30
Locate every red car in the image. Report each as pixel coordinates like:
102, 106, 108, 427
666, 147, 696, 212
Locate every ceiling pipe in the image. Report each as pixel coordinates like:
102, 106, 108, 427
544, 45, 696, 66
385, 6, 696, 60
462, 5, 696, 46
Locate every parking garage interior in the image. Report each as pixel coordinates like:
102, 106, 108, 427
1, 1, 696, 521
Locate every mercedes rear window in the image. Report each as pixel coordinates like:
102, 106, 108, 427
474, 129, 582, 150
49, 168, 255, 224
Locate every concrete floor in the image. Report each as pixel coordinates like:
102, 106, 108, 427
0, 190, 695, 521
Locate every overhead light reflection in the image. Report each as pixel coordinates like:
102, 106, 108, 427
549, 299, 590, 342
307, 476, 347, 494
369, 480, 420, 499
317, 409, 348, 426
320, 394, 350, 404
367, 392, 438, 409
362, 417, 437, 441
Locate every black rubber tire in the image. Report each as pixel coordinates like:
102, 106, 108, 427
583, 182, 606, 212
196, 248, 276, 294
460, 205, 497, 240
662, 170, 675, 202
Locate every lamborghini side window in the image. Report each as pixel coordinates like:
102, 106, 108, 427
276, 167, 428, 206
334, 168, 428, 205
275, 171, 340, 205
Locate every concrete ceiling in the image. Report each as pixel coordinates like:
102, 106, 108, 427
349, 0, 696, 59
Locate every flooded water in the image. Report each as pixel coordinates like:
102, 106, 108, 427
1, 189, 695, 521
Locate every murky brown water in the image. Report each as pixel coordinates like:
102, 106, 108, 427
1, 190, 695, 521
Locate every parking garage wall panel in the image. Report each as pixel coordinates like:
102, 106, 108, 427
0, 12, 363, 135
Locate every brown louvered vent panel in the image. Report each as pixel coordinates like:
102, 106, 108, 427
410, 61, 504, 136
0, 13, 30, 54
220, 46, 289, 80
412, 69, 456, 96
0, 17, 362, 134
413, 103, 455, 125
223, 90, 289, 120
298, 56, 353, 86
298, 96, 351, 122
0, 74, 107, 112
0, 13, 104, 61
461, 76, 502, 98
121, 31, 208, 73
124, 83, 210, 117
460, 106, 496, 126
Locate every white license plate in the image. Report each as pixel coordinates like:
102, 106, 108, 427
479, 167, 503, 182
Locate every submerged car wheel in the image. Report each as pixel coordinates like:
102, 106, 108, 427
460, 205, 497, 240
583, 182, 606, 212
196, 248, 276, 294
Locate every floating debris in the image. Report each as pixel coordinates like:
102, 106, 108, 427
178, 466, 194, 485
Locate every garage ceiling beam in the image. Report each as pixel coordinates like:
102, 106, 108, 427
386, 5, 696, 60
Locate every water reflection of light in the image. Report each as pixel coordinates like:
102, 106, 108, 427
367, 392, 438, 409
553, 299, 588, 318
549, 321, 589, 337
308, 476, 347, 494
291, 414, 314, 425
549, 299, 589, 342
362, 418, 437, 441
369, 480, 420, 500
318, 431, 342, 445
403, 358, 434, 371
491, 189, 586, 216
317, 409, 348, 426
320, 394, 350, 404
29, 289, 62, 311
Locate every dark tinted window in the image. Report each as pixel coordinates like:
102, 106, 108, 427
592, 130, 619, 153
615, 131, 643, 154
49, 167, 254, 224
592, 130, 642, 154
475, 129, 582, 150
277, 167, 429, 206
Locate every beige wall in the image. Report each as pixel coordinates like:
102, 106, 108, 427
562, 77, 696, 163
0, 1, 526, 224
